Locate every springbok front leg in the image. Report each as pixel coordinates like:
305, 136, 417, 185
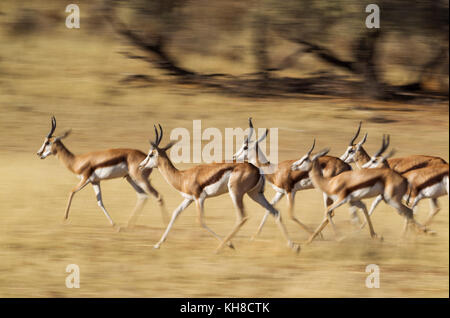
125, 176, 149, 228
307, 196, 350, 244
251, 191, 284, 240
154, 198, 193, 249
64, 176, 91, 221
215, 190, 248, 253
92, 182, 115, 226
287, 191, 314, 235
247, 186, 300, 252
135, 174, 168, 225
195, 196, 235, 250
359, 194, 383, 230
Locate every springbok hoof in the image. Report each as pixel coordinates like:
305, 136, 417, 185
290, 243, 301, 254
154, 244, 161, 249
61, 218, 71, 225
227, 242, 235, 250
373, 234, 384, 242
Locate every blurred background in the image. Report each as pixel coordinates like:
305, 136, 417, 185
0, 0, 448, 297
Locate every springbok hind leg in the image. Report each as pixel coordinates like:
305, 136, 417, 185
195, 197, 235, 250
424, 198, 440, 226
385, 197, 435, 237
251, 191, 284, 240
215, 190, 248, 254
247, 188, 299, 253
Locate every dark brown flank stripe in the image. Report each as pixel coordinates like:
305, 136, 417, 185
415, 171, 449, 193
394, 161, 434, 175
94, 156, 128, 169
200, 167, 235, 188
345, 176, 383, 197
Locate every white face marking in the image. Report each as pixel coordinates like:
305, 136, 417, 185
90, 162, 128, 182
140, 148, 158, 169
291, 155, 311, 171
37, 138, 53, 159
203, 171, 232, 197
340, 146, 353, 162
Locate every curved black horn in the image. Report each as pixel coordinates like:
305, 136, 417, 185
244, 117, 254, 144
307, 138, 316, 156
373, 134, 389, 158
47, 116, 56, 138
257, 128, 269, 144
349, 121, 362, 146
158, 123, 163, 146
152, 124, 159, 146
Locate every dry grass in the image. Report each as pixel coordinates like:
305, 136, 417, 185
0, 6, 448, 298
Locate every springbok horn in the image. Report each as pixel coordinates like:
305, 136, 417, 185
47, 116, 57, 138
245, 117, 254, 144
158, 123, 163, 146
349, 121, 362, 146
307, 139, 316, 156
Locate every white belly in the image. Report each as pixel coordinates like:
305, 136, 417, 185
203, 171, 232, 198
90, 162, 128, 181
421, 182, 447, 199
350, 182, 383, 200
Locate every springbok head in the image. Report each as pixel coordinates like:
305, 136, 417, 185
232, 118, 268, 162
340, 121, 369, 163
139, 124, 177, 169
291, 139, 330, 171
361, 135, 393, 169
37, 116, 72, 159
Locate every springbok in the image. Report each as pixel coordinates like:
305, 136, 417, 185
341, 122, 447, 172
343, 124, 447, 223
291, 142, 432, 244
37, 116, 166, 228
138, 124, 300, 253
139, 125, 300, 252
363, 148, 449, 226
232, 119, 355, 239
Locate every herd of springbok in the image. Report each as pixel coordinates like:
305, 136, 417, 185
37, 117, 449, 253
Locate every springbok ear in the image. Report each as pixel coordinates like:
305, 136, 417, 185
54, 129, 72, 141
161, 141, 178, 151
312, 148, 330, 161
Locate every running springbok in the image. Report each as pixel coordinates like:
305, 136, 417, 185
341, 122, 447, 172
232, 119, 354, 239
138, 124, 299, 253
342, 125, 447, 222
291, 142, 432, 244
363, 148, 449, 226
37, 116, 166, 228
